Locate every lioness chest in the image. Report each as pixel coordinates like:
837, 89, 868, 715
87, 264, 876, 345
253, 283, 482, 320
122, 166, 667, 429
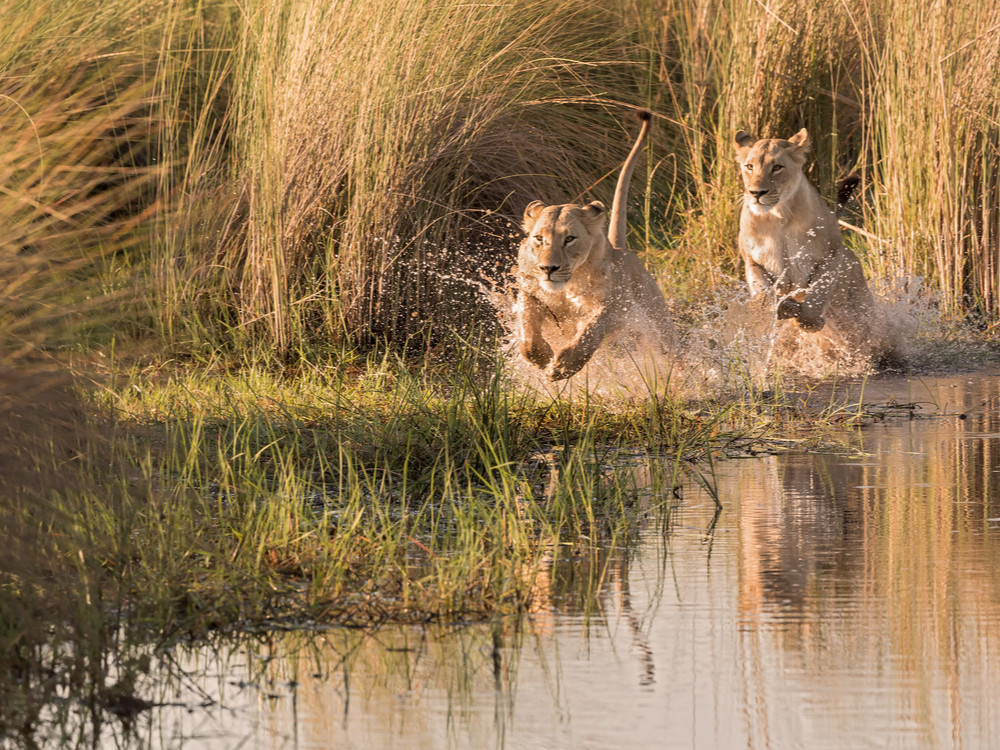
741, 209, 834, 291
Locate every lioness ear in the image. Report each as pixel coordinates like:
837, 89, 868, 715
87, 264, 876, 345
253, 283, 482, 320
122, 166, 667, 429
788, 128, 810, 152
522, 200, 546, 234
735, 130, 756, 149
580, 200, 607, 228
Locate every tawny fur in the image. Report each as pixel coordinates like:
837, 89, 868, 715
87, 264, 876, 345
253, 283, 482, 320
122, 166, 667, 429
734, 128, 902, 368
515, 110, 675, 381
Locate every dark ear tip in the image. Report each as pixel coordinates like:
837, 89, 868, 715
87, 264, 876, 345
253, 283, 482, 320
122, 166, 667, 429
636, 109, 652, 122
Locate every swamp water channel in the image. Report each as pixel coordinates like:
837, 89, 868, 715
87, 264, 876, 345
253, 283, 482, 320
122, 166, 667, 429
57, 374, 1000, 749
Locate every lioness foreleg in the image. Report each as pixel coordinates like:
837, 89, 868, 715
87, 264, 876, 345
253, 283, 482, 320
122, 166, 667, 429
791, 247, 848, 332
745, 258, 815, 328
744, 258, 773, 297
517, 292, 554, 369
546, 308, 612, 380
776, 289, 824, 330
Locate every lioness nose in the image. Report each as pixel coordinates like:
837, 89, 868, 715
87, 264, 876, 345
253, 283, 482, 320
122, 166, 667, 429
750, 189, 769, 200
539, 265, 560, 275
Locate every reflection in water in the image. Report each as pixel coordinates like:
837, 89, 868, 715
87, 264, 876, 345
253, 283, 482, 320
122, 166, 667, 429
738, 375, 1000, 749
119, 377, 1000, 749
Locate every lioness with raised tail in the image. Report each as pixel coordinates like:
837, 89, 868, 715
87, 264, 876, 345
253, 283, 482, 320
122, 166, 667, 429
734, 128, 903, 369
515, 110, 675, 381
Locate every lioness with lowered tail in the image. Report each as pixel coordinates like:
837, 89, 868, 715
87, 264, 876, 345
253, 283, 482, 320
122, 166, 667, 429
734, 128, 902, 368
515, 110, 675, 381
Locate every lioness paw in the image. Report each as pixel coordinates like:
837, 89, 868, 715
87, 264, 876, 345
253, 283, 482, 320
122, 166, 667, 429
776, 296, 803, 321
546, 351, 585, 381
796, 312, 826, 332
777, 292, 824, 331
520, 338, 554, 369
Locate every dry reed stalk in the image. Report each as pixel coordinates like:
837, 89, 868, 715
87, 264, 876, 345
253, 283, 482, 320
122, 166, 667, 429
857, 0, 1000, 319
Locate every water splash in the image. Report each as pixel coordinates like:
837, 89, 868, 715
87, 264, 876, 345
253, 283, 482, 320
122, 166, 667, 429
426, 237, 992, 403
679, 275, 943, 390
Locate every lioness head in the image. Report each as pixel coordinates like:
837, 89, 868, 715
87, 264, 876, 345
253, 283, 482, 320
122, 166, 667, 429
519, 200, 608, 292
734, 129, 810, 213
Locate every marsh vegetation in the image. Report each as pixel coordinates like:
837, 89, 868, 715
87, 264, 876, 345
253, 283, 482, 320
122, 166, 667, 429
3, 0, 1000, 744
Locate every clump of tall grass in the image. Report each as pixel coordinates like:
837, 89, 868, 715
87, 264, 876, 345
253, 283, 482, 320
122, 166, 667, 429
142, 0, 1000, 355
159, 0, 654, 355
5, 343, 714, 739
857, 0, 1000, 321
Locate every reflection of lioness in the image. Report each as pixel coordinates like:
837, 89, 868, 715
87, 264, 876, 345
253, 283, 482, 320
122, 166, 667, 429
734, 128, 902, 367
516, 110, 675, 381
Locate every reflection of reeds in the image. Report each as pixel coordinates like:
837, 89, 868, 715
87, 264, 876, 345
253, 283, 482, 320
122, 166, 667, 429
734, 390, 1000, 745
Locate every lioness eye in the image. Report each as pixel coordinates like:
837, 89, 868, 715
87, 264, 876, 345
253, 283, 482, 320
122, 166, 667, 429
565, 235, 576, 244
743, 163, 753, 172
533, 235, 543, 244
772, 164, 784, 173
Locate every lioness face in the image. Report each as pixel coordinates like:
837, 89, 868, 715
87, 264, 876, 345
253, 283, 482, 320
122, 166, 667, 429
520, 200, 606, 292
734, 129, 809, 213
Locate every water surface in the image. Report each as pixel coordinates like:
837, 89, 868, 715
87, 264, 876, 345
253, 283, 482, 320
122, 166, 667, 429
124, 375, 1000, 749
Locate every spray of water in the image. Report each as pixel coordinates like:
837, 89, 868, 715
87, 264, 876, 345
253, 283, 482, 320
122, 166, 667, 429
497, 274, 989, 403
421, 229, 990, 404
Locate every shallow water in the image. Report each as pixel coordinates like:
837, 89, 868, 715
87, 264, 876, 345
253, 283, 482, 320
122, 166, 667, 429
103, 375, 1000, 749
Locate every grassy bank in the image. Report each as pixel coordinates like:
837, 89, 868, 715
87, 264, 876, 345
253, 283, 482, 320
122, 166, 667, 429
2, 347, 733, 737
